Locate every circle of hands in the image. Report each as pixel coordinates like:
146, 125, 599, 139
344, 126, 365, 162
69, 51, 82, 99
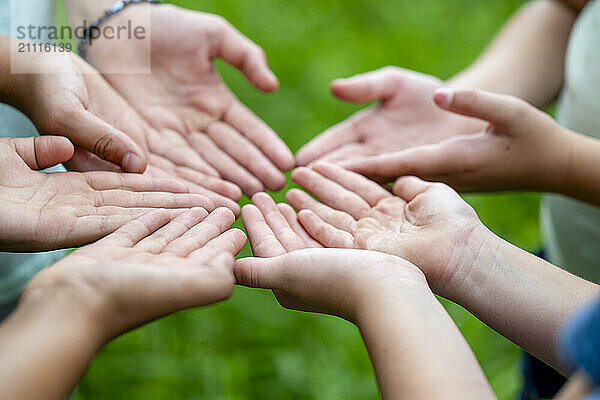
7, 5, 519, 331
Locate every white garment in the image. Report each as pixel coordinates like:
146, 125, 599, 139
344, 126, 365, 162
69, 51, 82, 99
0, 0, 68, 307
541, 0, 600, 282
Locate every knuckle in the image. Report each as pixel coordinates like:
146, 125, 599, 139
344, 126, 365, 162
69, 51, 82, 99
93, 135, 118, 160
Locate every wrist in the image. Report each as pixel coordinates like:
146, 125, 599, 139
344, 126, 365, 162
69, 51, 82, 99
20, 264, 110, 347
437, 224, 500, 304
353, 261, 433, 326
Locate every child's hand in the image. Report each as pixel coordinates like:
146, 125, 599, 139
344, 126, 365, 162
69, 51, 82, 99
288, 162, 490, 300
22, 208, 246, 341
238, 191, 427, 321
341, 89, 573, 193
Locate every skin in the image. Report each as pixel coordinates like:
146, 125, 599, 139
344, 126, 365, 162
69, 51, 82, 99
0, 136, 214, 252
297, 0, 576, 166
0, 208, 246, 400
237, 197, 495, 399
341, 88, 600, 207
287, 162, 599, 372
66, 2, 295, 196
0, 36, 146, 173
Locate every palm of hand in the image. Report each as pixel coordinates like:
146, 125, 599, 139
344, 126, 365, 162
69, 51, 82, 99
353, 194, 475, 289
88, 6, 292, 195
27, 208, 245, 340
297, 68, 484, 165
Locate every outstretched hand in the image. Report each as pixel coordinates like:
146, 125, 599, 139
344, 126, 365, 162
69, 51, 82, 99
287, 162, 488, 299
237, 191, 426, 322
0, 136, 213, 252
296, 67, 485, 165
86, 5, 295, 195
24, 207, 246, 341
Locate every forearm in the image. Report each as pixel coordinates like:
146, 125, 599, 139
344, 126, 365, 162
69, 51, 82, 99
447, 228, 599, 374
357, 285, 496, 400
0, 291, 104, 400
448, 0, 576, 108
558, 130, 600, 206
64, 0, 116, 26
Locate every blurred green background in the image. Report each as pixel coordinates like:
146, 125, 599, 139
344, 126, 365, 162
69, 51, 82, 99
66, 0, 542, 399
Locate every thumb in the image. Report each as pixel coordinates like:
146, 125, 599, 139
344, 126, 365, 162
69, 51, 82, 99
234, 257, 287, 289
433, 88, 523, 129
2, 136, 74, 170
56, 109, 147, 173
330, 67, 403, 103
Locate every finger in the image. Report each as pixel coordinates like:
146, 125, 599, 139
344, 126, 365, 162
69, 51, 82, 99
56, 109, 147, 173
207, 122, 286, 191
291, 167, 371, 219
433, 88, 521, 129
241, 204, 287, 257
162, 207, 236, 257
234, 256, 287, 289
329, 67, 403, 103
225, 101, 294, 171
285, 189, 356, 233
93, 190, 214, 210
310, 161, 391, 206
251, 192, 307, 252
392, 176, 433, 201
297, 210, 354, 248
135, 208, 209, 253
64, 146, 122, 172
295, 120, 359, 166
147, 129, 220, 177
190, 228, 247, 259
144, 163, 240, 215
84, 171, 189, 193
319, 143, 372, 164
146, 154, 241, 200
342, 133, 491, 184
216, 18, 279, 92
188, 132, 264, 195
277, 203, 322, 248
3, 136, 74, 170
98, 209, 179, 247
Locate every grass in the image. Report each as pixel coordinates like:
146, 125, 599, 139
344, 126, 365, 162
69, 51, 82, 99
71, 1, 540, 399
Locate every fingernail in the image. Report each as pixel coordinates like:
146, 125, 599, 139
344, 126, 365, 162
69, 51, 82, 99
122, 152, 143, 173
434, 88, 454, 106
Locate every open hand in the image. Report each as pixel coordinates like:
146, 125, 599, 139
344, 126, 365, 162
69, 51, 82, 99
23, 208, 246, 341
237, 191, 425, 321
86, 5, 295, 195
288, 162, 488, 298
0, 136, 212, 252
296, 67, 485, 165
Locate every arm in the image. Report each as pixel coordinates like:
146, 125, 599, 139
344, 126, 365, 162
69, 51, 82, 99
357, 280, 496, 400
449, 0, 577, 108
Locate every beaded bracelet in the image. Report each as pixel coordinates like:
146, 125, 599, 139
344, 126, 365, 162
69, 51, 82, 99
77, 0, 162, 60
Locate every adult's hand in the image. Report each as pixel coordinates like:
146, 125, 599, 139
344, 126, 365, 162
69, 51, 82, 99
0, 37, 147, 173
85, 4, 294, 195
296, 67, 485, 165
0, 136, 213, 252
